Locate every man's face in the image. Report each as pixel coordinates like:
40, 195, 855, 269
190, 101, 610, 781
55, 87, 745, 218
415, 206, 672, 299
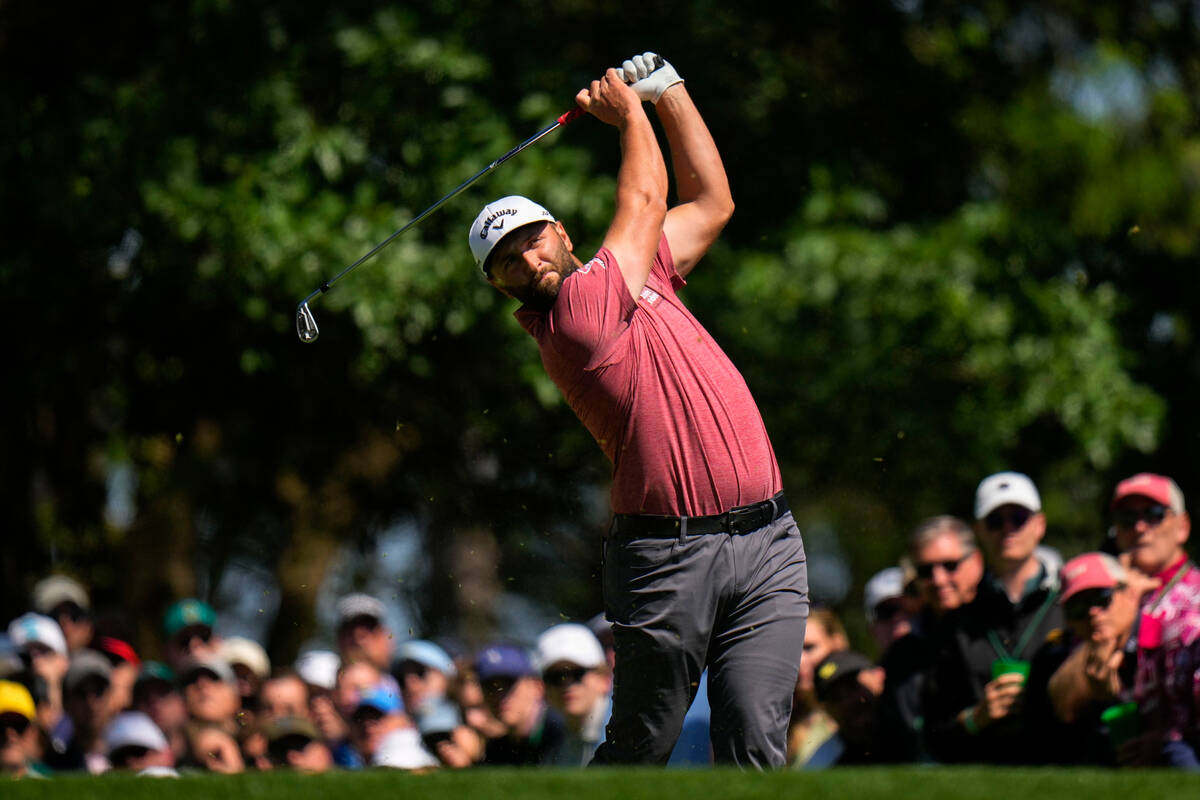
1, 715, 39, 774
482, 675, 542, 733
51, 602, 93, 652
260, 676, 310, 721
915, 533, 984, 614
135, 682, 187, 732
798, 619, 847, 694
1113, 496, 1190, 575
395, 660, 449, 712
486, 221, 579, 310
349, 707, 406, 759
337, 616, 392, 672
542, 661, 610, 720
65, 675, 113, 734
976, 504, 1045, 571
1063, 586, 1124, 643
165, 625, 217, 669
182, 671, 239, 723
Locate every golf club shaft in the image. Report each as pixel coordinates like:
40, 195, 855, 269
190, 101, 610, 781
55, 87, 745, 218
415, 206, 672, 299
298, 108, 584, 308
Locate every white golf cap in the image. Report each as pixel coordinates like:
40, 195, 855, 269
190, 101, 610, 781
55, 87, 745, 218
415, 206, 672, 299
219, 636, 271, 679
535, 623, 606, 672
863, 567, 905, 625
294, 649, 340, 690
105, 710, 169, 754
974, 471, 1042, 519
7, 612, 68, 657
468, 195, 555, 274
335, 593, 386, 627
32, 575, 90, 614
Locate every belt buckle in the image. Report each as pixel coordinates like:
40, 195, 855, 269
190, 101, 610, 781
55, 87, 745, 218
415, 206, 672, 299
727, 505, 758, 536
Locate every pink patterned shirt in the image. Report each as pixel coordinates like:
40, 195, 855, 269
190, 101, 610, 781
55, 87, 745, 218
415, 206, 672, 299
516, 236, 781, 516
1134, 556, 1200, 757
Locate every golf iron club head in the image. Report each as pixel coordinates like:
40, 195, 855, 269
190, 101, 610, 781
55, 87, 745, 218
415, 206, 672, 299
296, 301, 319, 343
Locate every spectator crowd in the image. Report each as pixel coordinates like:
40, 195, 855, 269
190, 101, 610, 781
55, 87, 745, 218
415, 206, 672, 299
2, 470, 1197, 777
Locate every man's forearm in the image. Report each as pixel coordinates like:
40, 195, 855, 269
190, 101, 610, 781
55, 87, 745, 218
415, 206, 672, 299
654, 86, 732, 211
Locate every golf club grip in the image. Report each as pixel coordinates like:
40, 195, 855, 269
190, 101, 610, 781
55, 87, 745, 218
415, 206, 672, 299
555, 55, 666, 127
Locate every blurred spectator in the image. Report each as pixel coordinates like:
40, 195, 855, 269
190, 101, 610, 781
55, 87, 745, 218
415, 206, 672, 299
0, 634, 23, 680
7, 612, 69, 735
162, 599, 220, 672
219, 636, 270, 715
132, 662, 188, 764
1, 679, 48, 778
260, 669, 311, 721
789, 607, 848, 767
922, 471, 1065, 764
536, 623, 612, 766
864, 567, 919, 653
455, 657, 507, 742
104, 710, 175, 775
95, 636, 140, 719
348, 686, 433, 769
1025, 552, 1141, 764
416, 696, 482, 768
295, 650, 352, 766
51, 648, 116, 773
263, 716, 333, 772
911, 516, 984, 618
393, 639, 456, 718
809, 651, 902, 765
184, 721, 244, 773
178, 656, 240, 728
475, 643, 565, 766
881, 515, 985, 761
335, 594, 394, 674
32, 575, 93, 654
1110, 472, 1200, 767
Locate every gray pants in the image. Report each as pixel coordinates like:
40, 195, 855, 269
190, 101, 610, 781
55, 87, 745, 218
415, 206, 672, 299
592, 511, 809, 768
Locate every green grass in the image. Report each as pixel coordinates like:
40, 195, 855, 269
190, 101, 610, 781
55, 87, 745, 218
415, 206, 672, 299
8, 767, 1200, 800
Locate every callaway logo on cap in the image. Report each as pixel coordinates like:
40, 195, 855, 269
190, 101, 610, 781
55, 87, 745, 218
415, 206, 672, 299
468, 195, 555, 274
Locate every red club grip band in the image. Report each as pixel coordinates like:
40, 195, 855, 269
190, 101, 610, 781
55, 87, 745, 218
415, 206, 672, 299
556, 107, 585, 126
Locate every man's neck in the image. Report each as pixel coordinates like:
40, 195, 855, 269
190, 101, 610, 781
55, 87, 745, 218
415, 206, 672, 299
994, 556, 1042, 603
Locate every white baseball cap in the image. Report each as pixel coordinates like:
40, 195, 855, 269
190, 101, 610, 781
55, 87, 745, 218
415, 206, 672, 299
863, 567, 905, 625
535, 623, 606, 672
294, 649, 340, 691
105, 711, 169, 754
468, 195, 555, 274
974, 471, 1042, 519
7, 612, 68, 657
219, 636, 271, 680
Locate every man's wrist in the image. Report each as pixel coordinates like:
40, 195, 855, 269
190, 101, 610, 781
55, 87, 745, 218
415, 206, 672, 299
959, 705, 981, 735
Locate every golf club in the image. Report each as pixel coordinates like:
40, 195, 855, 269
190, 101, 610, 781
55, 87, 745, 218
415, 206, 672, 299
295, 57, 663, 343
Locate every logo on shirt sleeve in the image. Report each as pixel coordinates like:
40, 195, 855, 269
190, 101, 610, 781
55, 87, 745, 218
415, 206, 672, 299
639, 286, 661, 305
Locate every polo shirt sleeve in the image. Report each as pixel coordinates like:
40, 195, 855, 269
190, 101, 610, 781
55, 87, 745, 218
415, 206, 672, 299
542, 248, 638, 370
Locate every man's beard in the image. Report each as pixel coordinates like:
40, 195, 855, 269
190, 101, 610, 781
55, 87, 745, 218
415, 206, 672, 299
511, 237, 579, 311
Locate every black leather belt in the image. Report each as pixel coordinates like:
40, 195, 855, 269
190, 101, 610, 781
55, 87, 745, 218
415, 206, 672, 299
611, 492, 789, 539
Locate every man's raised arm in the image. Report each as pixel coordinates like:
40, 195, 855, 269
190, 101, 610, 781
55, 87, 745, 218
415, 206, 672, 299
620, 53, 734, 278
577, 69, 669, 300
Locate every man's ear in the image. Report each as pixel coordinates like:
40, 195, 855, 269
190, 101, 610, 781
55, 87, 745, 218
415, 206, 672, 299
554, 220, 573, 253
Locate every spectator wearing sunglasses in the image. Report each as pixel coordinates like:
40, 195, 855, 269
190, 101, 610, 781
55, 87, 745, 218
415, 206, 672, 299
535, 624, 612, 766
1110, 473, 1200, 768
161, 599, 220, 673
880, 516, 985, 763
921, 472, 1065, 764
1023, 552, 1142, 765
0, 679, 50, 778
393, 639, 456, 719
474, 643, 565, 766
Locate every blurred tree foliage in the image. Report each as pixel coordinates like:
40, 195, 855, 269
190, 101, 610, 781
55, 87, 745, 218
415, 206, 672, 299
3, 1, 1196, 658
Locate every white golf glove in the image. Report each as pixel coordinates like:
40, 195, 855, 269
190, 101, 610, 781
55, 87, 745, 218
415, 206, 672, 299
616, 51, 683, 103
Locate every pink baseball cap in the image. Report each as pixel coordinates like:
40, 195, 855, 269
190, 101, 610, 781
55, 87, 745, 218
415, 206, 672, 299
1059, 552, 1126, 603
1111, 473, 1185, 512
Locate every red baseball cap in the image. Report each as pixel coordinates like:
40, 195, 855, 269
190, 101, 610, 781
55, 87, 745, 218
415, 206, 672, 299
1059, 552, 1126, 603
1111, 473, 1185, 512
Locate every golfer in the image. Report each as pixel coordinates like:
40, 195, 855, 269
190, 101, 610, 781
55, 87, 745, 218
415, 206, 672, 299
468, 53, 808, 767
